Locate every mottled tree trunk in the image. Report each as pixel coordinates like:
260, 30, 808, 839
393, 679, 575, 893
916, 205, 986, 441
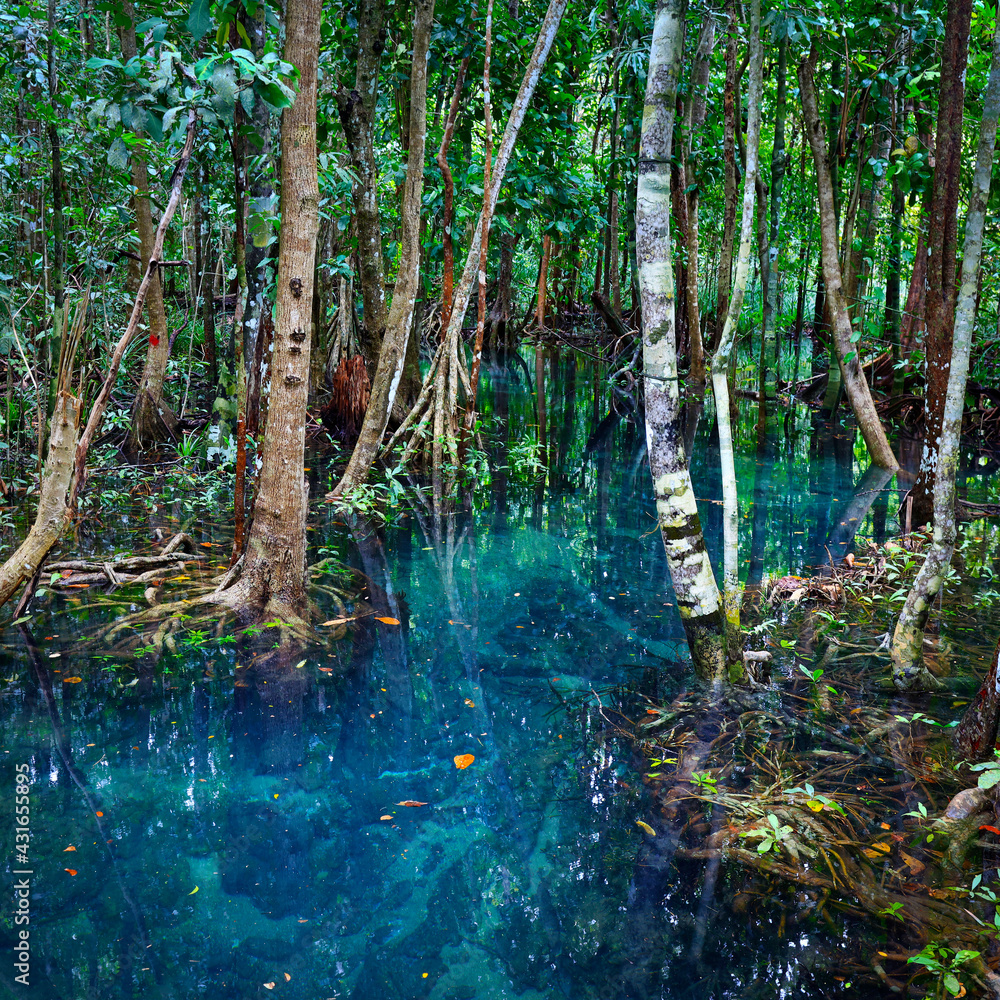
713, 0, 739, 342
638, 0, 725, 680
891, 12, 1000, 691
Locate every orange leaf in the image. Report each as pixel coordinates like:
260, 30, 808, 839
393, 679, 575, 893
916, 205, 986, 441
375, 616, 400, 625
63, 677, 83, 683
66, 583, 90, 588
454, 754, 475, 770
95, 811, 103, 817
380, 815, 394, 821
318, 667, 333, 673
64, 869, 77, 876
263, 983, 275, 991
200, 542, 213, 548
464, 698, 475, 708
397, 800, 428, 807
63, 845, 76, 852
283, 974, 291, 982
981, 824, 1000, 835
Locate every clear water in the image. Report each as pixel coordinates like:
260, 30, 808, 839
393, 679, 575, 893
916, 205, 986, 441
1, 354, 996, 999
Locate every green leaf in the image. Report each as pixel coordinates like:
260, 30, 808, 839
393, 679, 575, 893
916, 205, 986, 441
86, 56, 123, 71
978, 769, 1000, 789
186, 0, 212, 41
253, 78, 294, 110
108, 136, 129, 171
943, 973, 961, 996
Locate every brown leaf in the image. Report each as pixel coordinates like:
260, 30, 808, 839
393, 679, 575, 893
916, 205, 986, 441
397, 800, 428, 807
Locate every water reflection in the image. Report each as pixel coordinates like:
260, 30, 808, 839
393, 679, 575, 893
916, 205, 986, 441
2, 353, 994, 999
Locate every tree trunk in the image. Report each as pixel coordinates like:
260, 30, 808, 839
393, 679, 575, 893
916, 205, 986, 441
682, 15, 716, 382
330, 0, 435, 497
639, 0, 725, 680
709, 0, 762, 665
799, 51, 898, 472
908, 0, 974, 527
119, 0, 180, 455
713, 0, 739, 343
336, 0, 389, 375
891, 11, 1000, 691
213, 0, 321, 622
759, 33, 786, 411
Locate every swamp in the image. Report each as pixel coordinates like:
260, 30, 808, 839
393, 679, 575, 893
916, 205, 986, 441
3, 0, 1000, 997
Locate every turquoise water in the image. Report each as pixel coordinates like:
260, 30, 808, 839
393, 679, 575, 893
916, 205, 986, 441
0, 356, 995, 999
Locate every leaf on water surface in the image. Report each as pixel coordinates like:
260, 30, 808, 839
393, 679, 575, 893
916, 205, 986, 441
284, 974, 291, 982
397, 801, 428, 807
899, 851, 925, 874
376, 616, 401, 625
464, 698, 475, 708
454, 754, 475, 770
380, 815, 394, 821
635, 820, 656, 837
188, 886, 199, 894
318, 667, 333, 674
63, 677, 83, 683
263, 984, 275, 991
64, 869, 77, 876
979, 824, 1000, 835
293, 660, 306, 669
63, 845, 76, 852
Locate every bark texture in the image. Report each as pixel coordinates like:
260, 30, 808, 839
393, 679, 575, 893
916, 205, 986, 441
638, 0, 725, 680
891, 12, 1000, 691
213, 0, 321, 621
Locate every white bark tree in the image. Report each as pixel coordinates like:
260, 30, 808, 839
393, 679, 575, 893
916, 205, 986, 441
638, 0, 725, 680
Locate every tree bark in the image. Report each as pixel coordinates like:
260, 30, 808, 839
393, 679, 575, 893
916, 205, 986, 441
908, 0, 974, 526
799, 51, 898, 472
211, 0, 321, 622
891, 11, 1000, 691
713, 0, 739, 343
639, 0, 725, 680
336, 0, 389, 375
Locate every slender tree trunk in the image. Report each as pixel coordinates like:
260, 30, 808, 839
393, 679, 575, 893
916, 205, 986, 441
909, 0, 974, 526
120, 0, 179, 453
331, 0, 435, 497
639, 0, 725, 680
714, 0, 739, 342
337, 0, 389, 375
463, 0, 495, 442
800, 51, 899, 471
200, 162, 219, 390
212, 0, 322, 623
759, 34, 786, 410
683, 15, 716, 382
891, 14, 1000, 690
709, 0, 763, 664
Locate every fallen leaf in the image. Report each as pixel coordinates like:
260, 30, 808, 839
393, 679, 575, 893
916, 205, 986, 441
980, 824, 1000, 836
293, 660, 306, 669
320, 617, 355, 627
397, 800, 428, 807
63, 677, 83, 683
454, 754, 475, 770
63, 845, 76, 852
464, 698, 475, 708
66, 583, 90, 588
199, 542, 213, 548
86, 743, 96, 747
899, 851, 925, 874
880, 822, 891, 830
64, 869, 77, 876
380, 815, 394, 821
188, 886, 199, 895
375, 616, 400, 625
862, 842, 891, 859
283, 973, 291, 982
805, 800, 826, 812
95, 811, 103, 817
263, 983, 275, 991
318, 667, 333, 673
635, 820, 656, 837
